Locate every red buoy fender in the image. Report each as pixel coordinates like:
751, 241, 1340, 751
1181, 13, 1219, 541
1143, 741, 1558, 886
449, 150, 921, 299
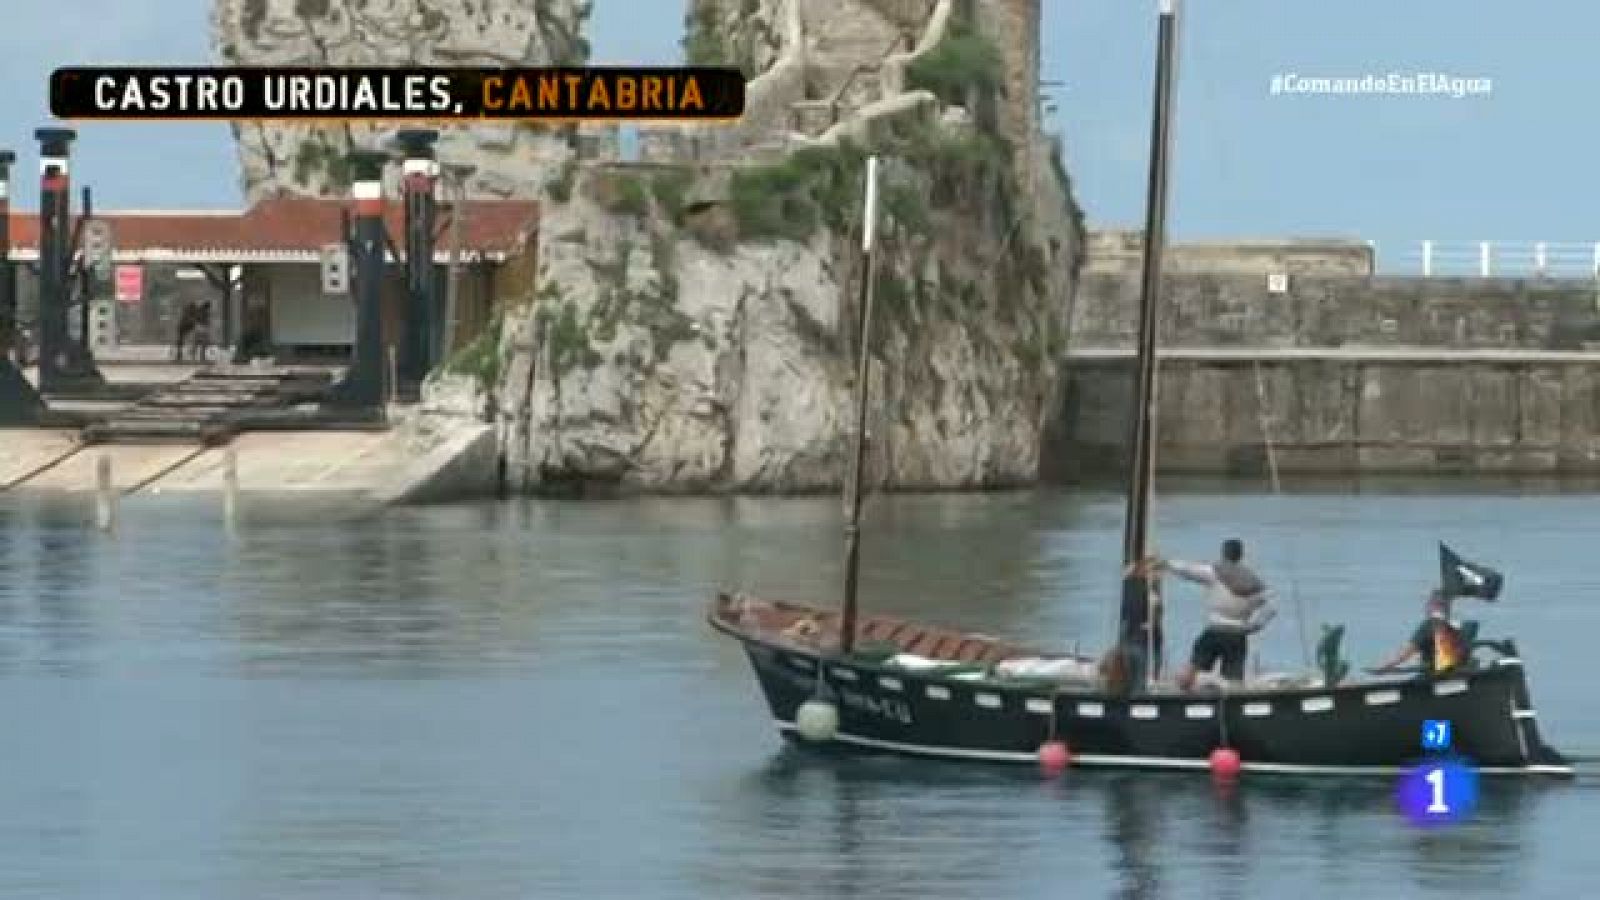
1209, 746, 1242, 778
1038, 740, 1072, 773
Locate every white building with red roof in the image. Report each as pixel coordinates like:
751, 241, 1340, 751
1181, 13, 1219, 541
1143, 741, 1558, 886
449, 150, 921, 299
7, 193, 538, 359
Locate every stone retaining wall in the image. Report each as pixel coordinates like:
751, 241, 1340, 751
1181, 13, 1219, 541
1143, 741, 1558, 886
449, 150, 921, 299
1084, 231, 1375, 277
1048, 355, 1600, 480
1069, 273, 1600, 351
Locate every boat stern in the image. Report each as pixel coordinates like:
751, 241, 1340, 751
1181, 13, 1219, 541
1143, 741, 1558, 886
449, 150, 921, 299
1491, 647, 1572, 776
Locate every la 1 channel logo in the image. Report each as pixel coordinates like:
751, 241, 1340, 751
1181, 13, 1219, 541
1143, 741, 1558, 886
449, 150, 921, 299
1397, 719, 1479, 827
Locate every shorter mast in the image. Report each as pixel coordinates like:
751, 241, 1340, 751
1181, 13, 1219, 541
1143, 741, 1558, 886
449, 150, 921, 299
839, 156, 881, 655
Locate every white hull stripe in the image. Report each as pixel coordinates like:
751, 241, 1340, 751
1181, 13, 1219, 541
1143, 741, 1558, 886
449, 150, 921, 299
771, 721, 1573, 777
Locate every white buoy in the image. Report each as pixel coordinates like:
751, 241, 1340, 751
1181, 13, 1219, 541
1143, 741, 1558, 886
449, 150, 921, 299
95, 454, 115, 533
387, 344, 399, 406
223, 446, 239, 532
795, 699, 840, 742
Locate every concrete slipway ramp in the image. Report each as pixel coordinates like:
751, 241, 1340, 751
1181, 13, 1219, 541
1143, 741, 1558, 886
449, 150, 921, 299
0, 424, 499, 506
0, 430, 83, 490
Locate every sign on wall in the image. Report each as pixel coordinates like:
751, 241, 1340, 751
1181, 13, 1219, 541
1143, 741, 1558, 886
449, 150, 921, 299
114, 264, 143, 304
84, 219, 114, 278
91, 297, 116, 349
321, 243, 349, 295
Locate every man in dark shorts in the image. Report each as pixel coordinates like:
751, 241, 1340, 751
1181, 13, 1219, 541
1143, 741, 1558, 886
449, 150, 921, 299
1158, 538, 1276, 690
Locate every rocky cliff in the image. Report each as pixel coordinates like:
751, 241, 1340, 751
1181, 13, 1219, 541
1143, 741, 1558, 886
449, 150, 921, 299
211, 0, 591, 199
493, 0, 1086, 492
211, 0, 1085, 494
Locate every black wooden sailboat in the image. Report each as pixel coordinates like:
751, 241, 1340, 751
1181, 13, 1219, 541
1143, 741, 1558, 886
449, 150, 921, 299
709, 0, 1572, 777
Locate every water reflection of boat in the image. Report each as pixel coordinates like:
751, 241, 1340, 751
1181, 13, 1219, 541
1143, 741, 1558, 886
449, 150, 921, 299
711, 0, 1572, 778
733, 756, 1544, 897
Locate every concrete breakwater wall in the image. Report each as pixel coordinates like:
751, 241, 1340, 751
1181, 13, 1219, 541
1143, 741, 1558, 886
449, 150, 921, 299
1048, 350, 1600, 480
1069, 272, 1600, 352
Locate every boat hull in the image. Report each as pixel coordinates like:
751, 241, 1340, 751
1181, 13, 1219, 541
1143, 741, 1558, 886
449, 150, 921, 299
731, 634, 1572, 777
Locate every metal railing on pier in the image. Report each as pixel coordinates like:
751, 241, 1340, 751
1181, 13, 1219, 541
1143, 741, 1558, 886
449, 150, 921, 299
1397, 241, 1600, 279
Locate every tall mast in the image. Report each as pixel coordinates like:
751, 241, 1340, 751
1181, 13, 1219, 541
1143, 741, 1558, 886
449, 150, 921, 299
1120, 0, 1179, 610
839, 155, 881, 655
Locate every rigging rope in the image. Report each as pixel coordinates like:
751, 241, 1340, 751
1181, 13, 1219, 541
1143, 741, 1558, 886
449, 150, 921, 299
1252, 359, 1312, 670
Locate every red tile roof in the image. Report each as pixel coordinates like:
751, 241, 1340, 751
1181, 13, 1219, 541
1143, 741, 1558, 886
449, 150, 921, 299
5, 193, 539, 263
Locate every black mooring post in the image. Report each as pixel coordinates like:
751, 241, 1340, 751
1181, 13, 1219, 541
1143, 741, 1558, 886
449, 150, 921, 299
329, 151, 390, 409
35, 128, 74, 394
77, 186, 92, 353
0, 150, 16, 357
0, 148, 45, 425
395, 129, 439, 390
33, 127, 102, 393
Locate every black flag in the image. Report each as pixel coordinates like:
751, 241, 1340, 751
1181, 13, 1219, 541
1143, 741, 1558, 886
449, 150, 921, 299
1440, 543, 1504, 601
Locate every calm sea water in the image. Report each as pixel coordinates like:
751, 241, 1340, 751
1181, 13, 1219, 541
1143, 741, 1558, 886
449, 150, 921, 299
0, 486, 1596, 899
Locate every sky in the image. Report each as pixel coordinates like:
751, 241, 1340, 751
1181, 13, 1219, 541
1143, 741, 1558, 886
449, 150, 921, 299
0, 0, 1592, 273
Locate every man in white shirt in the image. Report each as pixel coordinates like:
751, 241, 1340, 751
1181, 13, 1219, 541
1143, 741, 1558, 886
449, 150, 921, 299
1158, 538, 1277, 691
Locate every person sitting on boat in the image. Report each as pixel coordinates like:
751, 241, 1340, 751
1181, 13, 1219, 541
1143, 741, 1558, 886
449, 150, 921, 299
1369, 590, 1467, 676
1156, 539, 1276, 691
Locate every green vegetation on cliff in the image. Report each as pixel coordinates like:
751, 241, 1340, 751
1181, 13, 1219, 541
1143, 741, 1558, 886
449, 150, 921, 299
540, 297, 601, 377
563, 227, 698, 372
726, 114, 1010, 247
905, 10, 1001, 106
682, 4, 726, 67
648, 169, 694, 223
728, 142, 869, 242
682, 0, 763, 79
442, 311, 505, 390
546, 159, 578, 203
1048, 134, 1088, 274
292, 139, 351, 190
593, 170, 652, 217
905, 0, 1004, 131
589, 167, 696, 224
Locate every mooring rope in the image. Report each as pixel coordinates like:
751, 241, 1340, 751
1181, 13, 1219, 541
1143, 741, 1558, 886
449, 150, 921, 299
1217, 682, 1231, 748
1252, 359, 1312, 670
